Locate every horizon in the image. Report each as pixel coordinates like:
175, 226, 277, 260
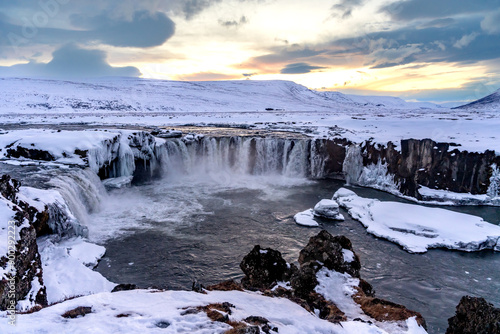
1, 0, 500, 104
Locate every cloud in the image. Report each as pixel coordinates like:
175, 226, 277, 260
280, 62, 326, 74
218, 16, 248, 28
331, 18, 500, 66
0, 44, 140, 78
453, 32, 479, 49
481, 10, 500, 34
182, 0, 222, 20
70, 11, 175, 48
331, 0, 363, 19
418, 18, 455, 29
383, 0, 498, 21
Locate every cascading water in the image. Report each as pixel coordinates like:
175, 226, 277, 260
156, 136, 317, 179
47, 168, 107, 237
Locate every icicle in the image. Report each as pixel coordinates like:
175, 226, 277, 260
487, 163, 500, 199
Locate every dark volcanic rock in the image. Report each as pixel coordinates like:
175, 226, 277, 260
240, 245, 290, 290
6, 146, 55, 161
360, 139, 500, 198
0, 175, 48, 311
446, 296, 500, 334
298, 230, 361, 278
111, 284, 138, 292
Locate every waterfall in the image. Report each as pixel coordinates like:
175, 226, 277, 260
47, 168, 107, 237
154, 136, 315, 179
342, 144, 364, 185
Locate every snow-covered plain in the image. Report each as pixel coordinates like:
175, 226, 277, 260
334, 188, 500, 253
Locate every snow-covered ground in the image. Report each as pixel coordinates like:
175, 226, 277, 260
1, 287, 426, 334
334, 188, 500, 253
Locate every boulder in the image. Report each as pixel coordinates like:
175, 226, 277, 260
446, 296, 500, 334
298, 230, 361, 278
240, 245, 290, 290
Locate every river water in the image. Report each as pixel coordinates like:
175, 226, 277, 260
88, 173, 500, 334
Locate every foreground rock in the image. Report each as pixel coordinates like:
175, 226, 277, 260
228, 230, 426, 331
446, 296, 500, 334
0, 175, 47, 310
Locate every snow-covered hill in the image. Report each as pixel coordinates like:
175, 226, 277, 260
0, 77, 441, 113
455, 88, 500, 110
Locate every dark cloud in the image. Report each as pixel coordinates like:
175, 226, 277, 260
252, 47, 325, 65
280, 62, 326, 74
218, 16, 248, 28
331, 0, 363, 19
0, 10, 175, 51
330, 17, 500, 67
70, 11, 175, 48
0, 44, 140, 78
383, 0, 499, 21
182, 0, 222, 20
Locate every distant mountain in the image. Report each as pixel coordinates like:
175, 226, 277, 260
0, 77, 442, 113
454, 88, 500, 110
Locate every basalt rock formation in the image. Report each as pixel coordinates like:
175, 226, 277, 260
358, 139, 500, 198
0, 175, 48, 310
446, 296, 500, 334
211, 230, 426, 328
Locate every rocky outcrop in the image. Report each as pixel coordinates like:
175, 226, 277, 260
235, 230, 425, 328
240, 245, 292, 290
0, 175, 47, 311
355, 139, 500, 198
446, 296, 500, 334
298, 231, 360, 278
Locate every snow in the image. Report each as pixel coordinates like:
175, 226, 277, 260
342, 249, 355, 263
315, 268, 427, 333
333, 188, 500, 253
313, 199, 345, 220
294, 209, 319, 227
417, 186, 498, 206
37, 237, 115, 304
0, 287, 426, 334
315, 268, 362, 319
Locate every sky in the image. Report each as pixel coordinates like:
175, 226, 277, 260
0, 0, 500, 103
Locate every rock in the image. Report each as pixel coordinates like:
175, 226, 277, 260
240, 245, 290, 290
205, 280, 244, 292
290, 262, 319, 298
225, 326, 260, 334
111, 284, 138, 292
446, 296, 500, 334
0, 175, 48, 311
313, 199, 344, 221
298, 230, 361, 278
6, 146, 55, 161
61, 306, 92, 318
353, 295, 426, 328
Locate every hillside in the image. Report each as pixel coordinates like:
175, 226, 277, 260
0, 77, 441, 113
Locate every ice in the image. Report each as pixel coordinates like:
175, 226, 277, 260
294, 209, 319, 227
334, 188, 500, 253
